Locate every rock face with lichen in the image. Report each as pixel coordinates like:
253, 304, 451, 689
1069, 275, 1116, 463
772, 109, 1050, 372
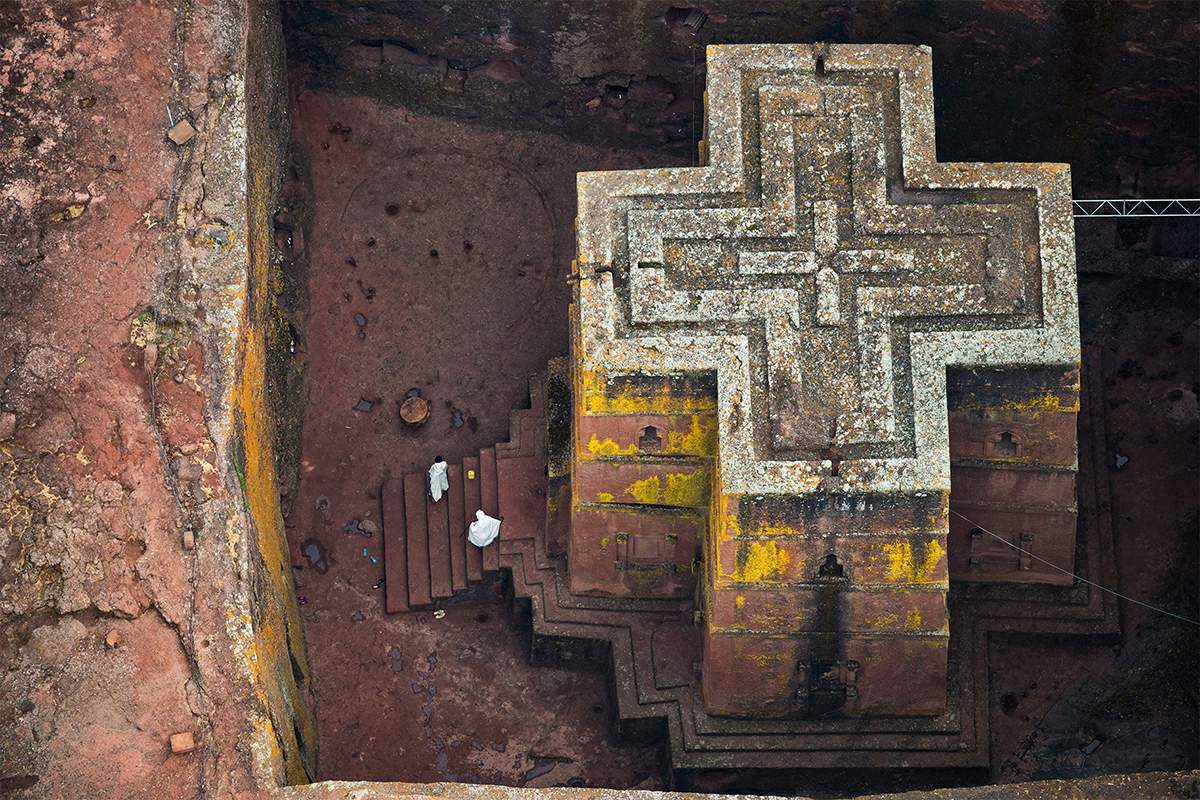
567, 43, 1080, 718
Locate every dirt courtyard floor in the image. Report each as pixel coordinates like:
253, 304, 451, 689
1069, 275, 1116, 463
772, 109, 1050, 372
283, 89, 680, 787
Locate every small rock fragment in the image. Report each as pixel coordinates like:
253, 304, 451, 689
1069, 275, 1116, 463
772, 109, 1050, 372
584, 96, 602, 110
167, 119, 197, 146
358, 519, 378, 537
353, 398, 374, 412
301, 538, 329, 574
174, 456, 202, 482
104, 629, 121, 648
351, 610, 366, 623
443, 67, 467, 93
169, 731, 195, 754
522, 757, 559, 783
182, 530, 196, 550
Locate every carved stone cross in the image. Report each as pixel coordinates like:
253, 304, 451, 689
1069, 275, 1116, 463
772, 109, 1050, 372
739, 199, 914, 327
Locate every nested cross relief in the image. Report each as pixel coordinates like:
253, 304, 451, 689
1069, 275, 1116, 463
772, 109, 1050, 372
614, 78, 1038, 458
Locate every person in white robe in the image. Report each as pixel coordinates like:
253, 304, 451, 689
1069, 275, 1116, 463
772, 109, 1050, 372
468, 509, 500, 548
428, 456, 449, 502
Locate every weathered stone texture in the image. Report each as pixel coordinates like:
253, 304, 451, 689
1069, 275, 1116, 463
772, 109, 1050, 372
569, 43, 1080, 719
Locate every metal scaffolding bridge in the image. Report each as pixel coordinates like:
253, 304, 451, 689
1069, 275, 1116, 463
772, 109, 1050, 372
1073, 199, 1200, 218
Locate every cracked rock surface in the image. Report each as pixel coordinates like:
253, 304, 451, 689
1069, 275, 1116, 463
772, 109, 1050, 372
0, 2, 259, 798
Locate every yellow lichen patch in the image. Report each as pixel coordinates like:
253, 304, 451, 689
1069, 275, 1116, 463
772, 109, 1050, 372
750, 651, 788, 668
748, 522, 801, 539
586, 434, 637, 456
62, 202, 87, 220
627, 475, 662, 504
129, 309, 157, 347
664, 470, 708, 506
579, 370, 717, 415
735, 594, 746, 609
882, 540, 913, 582
906, 608, 923, 630
984, 455, 1037, 465
880, 538, 945, 584
870, 612, 899, 630
716, 508, 806, 586
625, 470, 708, 507
596, 491, 614, 503
960, 390, 1080, 419
736, 540, 792, 582
666, 413, 717, 455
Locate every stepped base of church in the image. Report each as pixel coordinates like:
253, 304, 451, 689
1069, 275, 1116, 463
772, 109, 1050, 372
382, 349, 1119, 772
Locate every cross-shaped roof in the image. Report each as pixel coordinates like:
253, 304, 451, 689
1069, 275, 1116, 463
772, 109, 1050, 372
574, 43, 1079, 497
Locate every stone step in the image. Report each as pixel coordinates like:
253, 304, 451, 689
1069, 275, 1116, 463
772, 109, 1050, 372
497, 375, 548, 459
402, 472, 432, 608
446, 463, 467, 591
380, 371, 549, 612
461, 455, 483, 582
496, 453, 547, 547
381, 477, 409, 614
478, 446, 500, 572
426, 487, 453, 599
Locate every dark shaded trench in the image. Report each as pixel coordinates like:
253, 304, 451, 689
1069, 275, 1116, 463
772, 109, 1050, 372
267, 1, 1198, 795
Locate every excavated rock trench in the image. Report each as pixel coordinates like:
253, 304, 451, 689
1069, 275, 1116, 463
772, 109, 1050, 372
0, 1, 1195, 798
277, 2, 1198, 793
